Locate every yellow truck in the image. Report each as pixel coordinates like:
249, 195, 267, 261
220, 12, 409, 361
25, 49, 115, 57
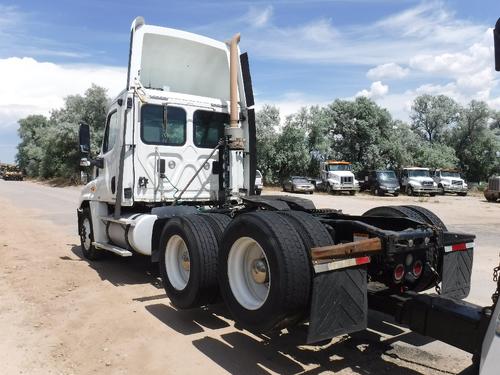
1, 164, 23, 181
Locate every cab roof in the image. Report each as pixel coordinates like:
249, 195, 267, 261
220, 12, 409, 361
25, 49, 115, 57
128, 18, 232, 102
325, 160, 351, 165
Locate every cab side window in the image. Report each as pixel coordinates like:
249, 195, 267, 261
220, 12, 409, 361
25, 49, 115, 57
103, 111, 119, 153
193, 110, 229, 148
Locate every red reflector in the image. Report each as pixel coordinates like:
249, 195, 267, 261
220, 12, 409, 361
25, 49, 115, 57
413, 260, 423, 278
452, 243, 467, 251
355, 256, 370, 265
394, 264, 405, 282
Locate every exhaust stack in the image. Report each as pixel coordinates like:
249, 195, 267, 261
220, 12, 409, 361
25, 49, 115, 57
229, 33, 241, 128
225, 33, 244, 150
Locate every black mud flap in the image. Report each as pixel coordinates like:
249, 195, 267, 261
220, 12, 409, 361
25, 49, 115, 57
441, 249, 473, 299
307, 267, 368, 343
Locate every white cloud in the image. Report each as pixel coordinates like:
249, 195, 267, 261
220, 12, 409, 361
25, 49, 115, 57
256, 91, 330, 124
405, 28, 499, 109
367, 63, 409, 80
246, 6, 273, 28
356, 81, 389, 99
236, 1, 486, 66
409, 30, 493, 75
0, 57, 125, 130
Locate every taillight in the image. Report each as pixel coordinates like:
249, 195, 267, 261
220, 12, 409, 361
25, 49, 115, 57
413, 260, 423, 278
394, 264, 405, 282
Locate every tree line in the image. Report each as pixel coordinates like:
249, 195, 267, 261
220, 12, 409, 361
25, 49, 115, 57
257, 95, 500, 184
16, 85, 109, 182
16, 85, 500, 184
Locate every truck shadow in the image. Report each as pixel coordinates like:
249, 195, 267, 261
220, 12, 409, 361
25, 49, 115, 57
70, 245, 163, 288
69, 244, 461, 374
146, 301, 447, 375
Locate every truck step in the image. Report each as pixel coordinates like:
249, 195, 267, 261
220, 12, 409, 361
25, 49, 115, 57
93, 242, 133, 257
100, 216, 137, 226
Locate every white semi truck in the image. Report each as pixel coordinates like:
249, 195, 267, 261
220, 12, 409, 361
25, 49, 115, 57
433, 168, 468, 196
319, 160, 359, 195
76, 17, 500, 369
400, 167, 439, 196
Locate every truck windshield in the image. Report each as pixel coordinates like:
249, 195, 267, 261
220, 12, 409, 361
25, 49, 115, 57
327, 164, 352, 171
377, 171, 397, 180
193, 110, 229, 148
408, 170, 430, 178
292, 178, 309, 184
441, 171, 461, 178
141, 105, 186, 145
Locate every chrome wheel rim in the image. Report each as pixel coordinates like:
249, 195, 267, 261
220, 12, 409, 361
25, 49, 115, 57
165, 235, 190, 291
81, 218, 91, 250
227, 237, 270, 310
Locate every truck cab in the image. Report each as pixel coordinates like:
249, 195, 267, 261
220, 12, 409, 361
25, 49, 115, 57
400, 167, 438, 196
362, 170, 400, 196
79, 17, 253, 210
320, 160, 359, 195
433, 169, 468, 196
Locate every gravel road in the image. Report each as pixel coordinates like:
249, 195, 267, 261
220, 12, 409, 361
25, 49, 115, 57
1, 179, 498, 374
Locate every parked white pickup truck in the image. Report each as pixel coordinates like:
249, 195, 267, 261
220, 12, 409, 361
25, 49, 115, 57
433, 169, 468, 196
400, 167, 439, 196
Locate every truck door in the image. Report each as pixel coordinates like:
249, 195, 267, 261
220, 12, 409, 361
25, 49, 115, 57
96, 105, 122, 203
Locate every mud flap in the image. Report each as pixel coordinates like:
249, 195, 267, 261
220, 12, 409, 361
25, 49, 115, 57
307, 267, 368, 343
441, 249, 473, 299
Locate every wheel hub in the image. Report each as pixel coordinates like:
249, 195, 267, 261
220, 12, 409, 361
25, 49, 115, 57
181, 251, 190, 271
251, 258, 268, 284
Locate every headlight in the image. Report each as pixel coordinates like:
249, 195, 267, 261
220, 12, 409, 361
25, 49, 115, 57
411, 181, 421, 186
433, 182, 437, 187
442, 181, 450, 185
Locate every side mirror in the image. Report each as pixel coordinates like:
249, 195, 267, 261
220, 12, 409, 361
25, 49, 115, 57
79, 122, 91, 156
495, 18, 500, 71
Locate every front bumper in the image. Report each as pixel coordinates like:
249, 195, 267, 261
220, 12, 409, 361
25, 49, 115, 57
412, 186, 439, 194
294, 186, 314, 192
331, 184, 359, 191
443, 185, 467, 193
379, 186, 400, 194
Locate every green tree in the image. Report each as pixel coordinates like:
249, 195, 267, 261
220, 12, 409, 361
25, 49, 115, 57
274, 120, 310, 182
410, 94, 460, 143
413, 143, 458, 169
16, 84, 110, 181
50, 84, 109, 154
450, 100, 499, 181
16, 115, 50, 176
379, 120, 418, 170
38, 122, 80, 180
325, 97, 393, 173
255, 105, 280, 183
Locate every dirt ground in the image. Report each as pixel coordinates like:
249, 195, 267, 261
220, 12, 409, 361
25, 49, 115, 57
0, 180, 498, 374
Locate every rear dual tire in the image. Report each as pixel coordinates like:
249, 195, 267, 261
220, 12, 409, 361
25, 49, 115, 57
218, 211, 325, 332
159, 214, 229, 309
160, 210, 332, 332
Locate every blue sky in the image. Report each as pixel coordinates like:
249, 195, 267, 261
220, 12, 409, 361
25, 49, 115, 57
0, 0, 499, 162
